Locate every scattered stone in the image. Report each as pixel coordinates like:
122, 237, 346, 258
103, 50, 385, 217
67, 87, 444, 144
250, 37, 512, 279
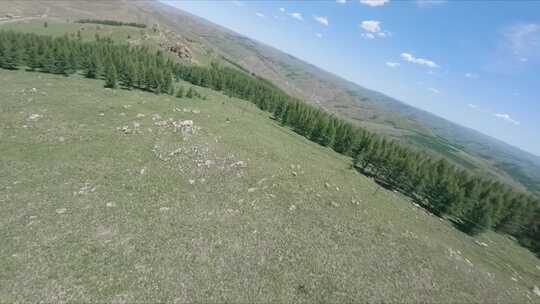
154, 120, 168, 127
335, 186, 340, 191
533, 286, 540, 297
204, 160, 214, 167
474, 240, 489, 247
192, 109, 200, 114
169, 148, 182, 156
230, 161, 247, 168
412, 203, 421, 208
123, 105, 131, 109
29, 215, 38, 220
292, 171, 297, 177
133, 122, 141, 129
536, 265, 540, 271
98, 112, 105, 116
330, 201, 339, 208
248, 187, 257, 193
117, 126, 131, 134
31, 87, 37, 93
55, 208, 67, 214
159, 207, 170, 212
140, 168, 146, 175
27, 113, 42, 121
511, 277, 517, 282
289, 204, 297, 211
106, 202, 115, 208
58, 136, 65, 142
324, 182, 331, 188
136, 113, 145, 118
188, 179, 195, 185
151, 114, 162, 121
119, 112, 126, 116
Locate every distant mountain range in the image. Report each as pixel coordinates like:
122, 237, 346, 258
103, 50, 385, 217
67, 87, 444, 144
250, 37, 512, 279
2, 0, 538, 194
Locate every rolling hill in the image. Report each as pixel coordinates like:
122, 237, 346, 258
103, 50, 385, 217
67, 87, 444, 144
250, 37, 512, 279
1, 0, 539, 195
1, 3, 540, 302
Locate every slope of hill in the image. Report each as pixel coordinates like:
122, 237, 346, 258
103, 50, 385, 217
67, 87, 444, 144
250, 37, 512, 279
1, 1, 538, 195
2, 67, 540, 302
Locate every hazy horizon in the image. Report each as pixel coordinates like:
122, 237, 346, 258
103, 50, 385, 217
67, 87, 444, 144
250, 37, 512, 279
163, 0, 540, 157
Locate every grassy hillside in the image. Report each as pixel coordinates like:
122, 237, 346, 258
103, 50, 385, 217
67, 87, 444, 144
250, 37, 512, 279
1, 69, 540, 302
1, 1, 538, 195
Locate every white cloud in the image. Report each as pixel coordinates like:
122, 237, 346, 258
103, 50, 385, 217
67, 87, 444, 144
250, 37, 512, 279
279, 7, 285, 12
361, 20, 381, 33
465, 73, 479, 79
467, 103, 479, 109
360, 20, 390, 39
361, 33, 375, 39
494, 113, 520, 125
336, 0, 347, 3
315, 33, 323, 38
416, 0, 446, 7
504, 23, 540, 57
290, 12, 303, 21
255, 12, 265, 18
428, 87, 440, 94
401, 52, 439, 68
231, 0, 243, 7
386, 62, 400, 68
360, 0, 390, 7
314, 16, 329, 26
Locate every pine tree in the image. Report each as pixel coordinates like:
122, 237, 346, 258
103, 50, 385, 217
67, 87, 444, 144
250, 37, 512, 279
176, 86, 184, 98
186, 87, 195, 98
104, 60, 118, 88
0, 40, 21, 70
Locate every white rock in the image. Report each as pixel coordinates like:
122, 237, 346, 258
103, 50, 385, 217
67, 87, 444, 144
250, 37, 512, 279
119, 112, 126, 116
289, 205, 296, 211
98, 112, 105, 116
140, 168, 146, 175
188, 179, 195, 185
474, 240, 489, 247
292, 171, 297, 176
106, 202, 115, 208
159, 207, 170, 212
248, 187, 257, 193
136, 113, 145, 118
55, 208, 67, 214
28, 113, 42, 121
330, 201, 339, 208
533, 286, 540, 297
511, 277, 517, 282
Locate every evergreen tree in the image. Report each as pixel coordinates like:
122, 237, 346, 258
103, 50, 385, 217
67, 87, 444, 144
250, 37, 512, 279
186, 87, 195, 98
176, 86, 184, 98
104, 60, 117, 88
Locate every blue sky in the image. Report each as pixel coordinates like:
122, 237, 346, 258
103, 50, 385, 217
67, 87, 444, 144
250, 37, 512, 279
163, 0, 540, 156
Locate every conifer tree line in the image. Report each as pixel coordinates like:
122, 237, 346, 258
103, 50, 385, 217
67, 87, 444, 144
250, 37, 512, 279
0, 30, 538, 255
76, 19, 147, 29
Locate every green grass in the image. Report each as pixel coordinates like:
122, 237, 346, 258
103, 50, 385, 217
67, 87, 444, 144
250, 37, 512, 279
0, 19, 146, 42
408, 132, 479, 170
1, 69, 539, 303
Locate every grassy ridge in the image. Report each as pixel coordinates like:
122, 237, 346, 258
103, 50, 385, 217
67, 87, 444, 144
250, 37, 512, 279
1, 69, 540, 303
